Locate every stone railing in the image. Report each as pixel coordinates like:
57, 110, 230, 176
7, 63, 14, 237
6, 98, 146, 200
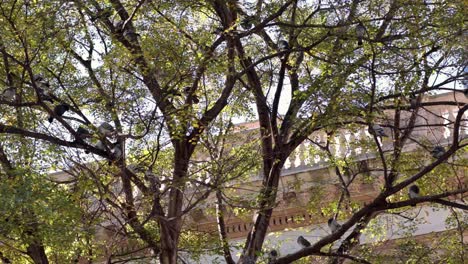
282, 105, 468, 175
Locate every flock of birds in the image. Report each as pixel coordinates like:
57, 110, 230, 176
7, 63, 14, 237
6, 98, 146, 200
265, 217, 342, 262
0, 12, 465, 264
266, 184, 421, 262
0, 75, 123, 162
264, 122, 447, 262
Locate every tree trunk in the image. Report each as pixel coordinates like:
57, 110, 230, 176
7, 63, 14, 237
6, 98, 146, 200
158, 144, 189, 264
26, 243, 49, 264
240, 160, 286, 263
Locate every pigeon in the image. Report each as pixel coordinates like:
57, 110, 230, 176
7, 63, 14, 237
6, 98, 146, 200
90, 6, 112, 22
112, 142, 123, 159
409, 94, 418, 108
278, 40, 289, 51
95, 141, 106, 151
368, 124, 388, 137
268, 249, 278, 263
430, 146, 445, 159
242, 256, 255, 264
409, 184, 420, 199
33, 75, 50, 90
212, 27, 224, 35
75, 126, 92, 140
33, 75, 45, 82
48, 103, 70, 122
462, 66, 468, 89
85, 140, 106, 154
328, 218, 341, 233
297, 235, 311, 248
98, 122, 115, 137
1, 87, 15, 102
184, 86, 199, 104
84, 139, 104, 154
356, 22, 366, 46
37, 88, 54, 103
114, 20, 124, 32
240, 16, 255, 30
33, 76, 54, 102
123, 27, 140, 40
408, 184, 420, 206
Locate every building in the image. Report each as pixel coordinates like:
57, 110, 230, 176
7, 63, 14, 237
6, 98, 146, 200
48, 91, 467, 263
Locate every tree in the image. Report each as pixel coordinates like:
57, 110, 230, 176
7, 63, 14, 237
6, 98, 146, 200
0, 0, 466, 264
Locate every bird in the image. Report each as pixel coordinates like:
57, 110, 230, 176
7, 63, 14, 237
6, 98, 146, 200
268, 249, 278, 263
462, 66, 468, 89
409, 94, 418, 108
33, 75, 45, 82
297, 235, 311, 248
48, 103, 70, 122
75, 126, 92, 140
1, 87, 15, 102
368, 124, 388, 137
328, 218, 341, 233
114, 20, 124, 33
240, 16, 255, 30
242, 256, 255, 264
112, 142, 123, 159
356, 22, 366, 46
36, 87, 54, 103
430, 146, 445, 159
408, 184, 420, 206
90, 6, 112, 22
33, 75, 50, 90
33, 76, 54, 102
85, 140, 106, 154
278, 40, 289, 51
98, 122, 115, 137
212, 27, 224, 35
123, 27, 140, 40
95, 141, 106, 151
168, 87, 182, 98
184, 86, 199, 104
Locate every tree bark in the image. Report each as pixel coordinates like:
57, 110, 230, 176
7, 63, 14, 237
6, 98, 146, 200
26, 244, 49, 264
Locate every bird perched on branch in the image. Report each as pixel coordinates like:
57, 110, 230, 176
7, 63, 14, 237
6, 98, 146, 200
34, 75, 51, 90
297, 235, 311, 248
123, 26, 140, 40
34, 76, 54, 99
33, 75, 54, 103
212, 27, 224, 35
114, 20, 124, 33
409, 94, 418, 108
408, 184, 420, 206
85, 140, 106, 154
75, 126, 92, 141
368, 124, 388, 137
355, 22, 366, 46
37, 88, 54, 103
98, 122, 115, 137
328, 218, 341, 233
278, 40, 289, 51
112, 142, 123, 159
184, 86, 199, 104
48, 103, 70, 123
430, 146, 445, 159
240, 16, 255, 30
1, 87, 15, 102
90, 6, 112, 22
267, 249, 278, 263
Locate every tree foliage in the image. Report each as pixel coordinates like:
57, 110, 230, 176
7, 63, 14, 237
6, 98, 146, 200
0, 0, 466, 263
